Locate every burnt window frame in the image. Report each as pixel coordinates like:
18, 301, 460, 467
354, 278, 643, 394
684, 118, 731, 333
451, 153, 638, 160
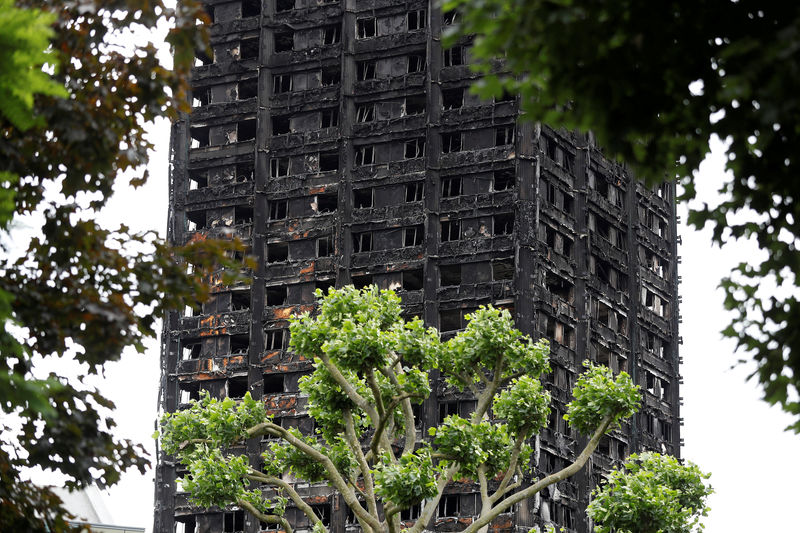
356, 17, 377, 39
352, 231, 373, 253
404, 138, 425, 159
440, 219, 461, 242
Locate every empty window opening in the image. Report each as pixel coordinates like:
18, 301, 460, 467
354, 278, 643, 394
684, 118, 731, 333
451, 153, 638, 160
274, 30, 294, 53
321, 65, 340, 86
267, 242, 288, 263
319, 152, 339, 171
352, 273, 373, 289
238, 119, 256, 141
188, 170, 207, 190
315, 193, 337, 213
403, 225, 423, 247
356, 103, 375, 122
441, 132, 462, 153
238, 78, 258, 99
194, 48, 212, 67
273, 74, 292, 93
317, 235, 334, 257
352, 232, 373, 253
323, 25, 341, 44
240, 37, 259, 60
269, 199, 288, 220
404, 138, 425, 159
441, 176, 462, 197
266, 285, 287, 306
231, 291, 250, 311
495, 125, 515, 146
407, 10, 426, 31
356, 18, 376, 39
357, 60, 376, 80
563, 192, 574, 214
187, 210, 206, 231
407, 53, 426, 73
545, 272, 573, 302
400, 503, 422, 521
440, 264, 461, 286
264, 329, 285, 351
442, 87, 464, 110
175, 515, 197, 533
321, 108, 339, 128
402, 269, 423, 291
493, 169, 514, 191
440, 220, 461, 242
405, 182, 423, 202
438, 400, 460, 422
443, 46, 464, 66
234, 206, 253, 225
404, 95, 426, 116
223, 511, 245, 533
236, 162, 254, 182
492, 258, 514, 281
228, 376, 248, 399
192, 87, 210, 107
181, 341, 202, 360
179, 382, 200, 404
272, 116, 290, 135
311, 505, 331, 527
263, 373, 285, 393
355, 145, 375, 165
443, 9, 458, 25
493, 213, 514, 235
190, 125, 210, 148
353, 188, 374, 209
276, 0, 294, 12
242, 0, 260, 18
438, 494, 460, 517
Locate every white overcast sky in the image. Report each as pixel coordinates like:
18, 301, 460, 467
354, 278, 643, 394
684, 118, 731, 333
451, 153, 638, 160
19, 14, 800, 533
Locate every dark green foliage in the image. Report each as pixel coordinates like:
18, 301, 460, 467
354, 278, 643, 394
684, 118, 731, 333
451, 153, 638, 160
373, 449, 438, 508
493, 376, 551, 435
447, 0, 800, 431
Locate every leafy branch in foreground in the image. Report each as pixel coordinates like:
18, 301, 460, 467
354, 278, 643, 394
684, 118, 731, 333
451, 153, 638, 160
589, 452, 712, 533
159, 286, 644, 533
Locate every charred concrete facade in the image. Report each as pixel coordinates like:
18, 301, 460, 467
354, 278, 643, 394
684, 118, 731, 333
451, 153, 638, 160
155, 2, 682, 533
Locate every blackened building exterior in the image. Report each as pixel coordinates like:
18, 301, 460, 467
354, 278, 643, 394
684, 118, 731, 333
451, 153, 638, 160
155, 1, 682, 532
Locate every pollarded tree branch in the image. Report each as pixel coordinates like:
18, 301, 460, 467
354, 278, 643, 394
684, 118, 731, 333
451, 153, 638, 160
246, 472, 321, 528
343, 410, 379, 523
491, 431, 528, 504
461, 414, 614, 533
246, 420, 383, 533
379, 362, 418, 456
237, 499, 293, 533
406, 464, 458, 533
317, 352, 381, 425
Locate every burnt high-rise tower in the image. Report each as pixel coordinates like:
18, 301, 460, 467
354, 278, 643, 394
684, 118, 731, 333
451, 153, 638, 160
155, 2, 681, 532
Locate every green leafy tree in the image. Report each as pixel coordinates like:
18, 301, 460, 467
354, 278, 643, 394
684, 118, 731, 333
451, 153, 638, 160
444, 0, 800, 432
588, 452, 712, 533
0, 1, 240, 531
159, 286, 641, 533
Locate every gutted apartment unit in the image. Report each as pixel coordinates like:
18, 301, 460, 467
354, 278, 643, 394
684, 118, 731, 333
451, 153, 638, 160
156, 1, 682, 532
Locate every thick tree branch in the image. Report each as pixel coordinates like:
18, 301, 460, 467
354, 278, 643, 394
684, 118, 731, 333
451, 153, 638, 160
344, 410, 379, 522
318, 353, 380, 424
491, 431, 528, 504
379, 364, 417, 455
246, 421, 383, 533
461, 414, 614, 533
246, 471, 320, 527
237, 499, 294, 533
407, 464, 458, 533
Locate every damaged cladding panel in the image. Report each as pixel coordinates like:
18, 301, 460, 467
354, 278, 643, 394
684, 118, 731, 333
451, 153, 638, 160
156, 1, 682, 533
